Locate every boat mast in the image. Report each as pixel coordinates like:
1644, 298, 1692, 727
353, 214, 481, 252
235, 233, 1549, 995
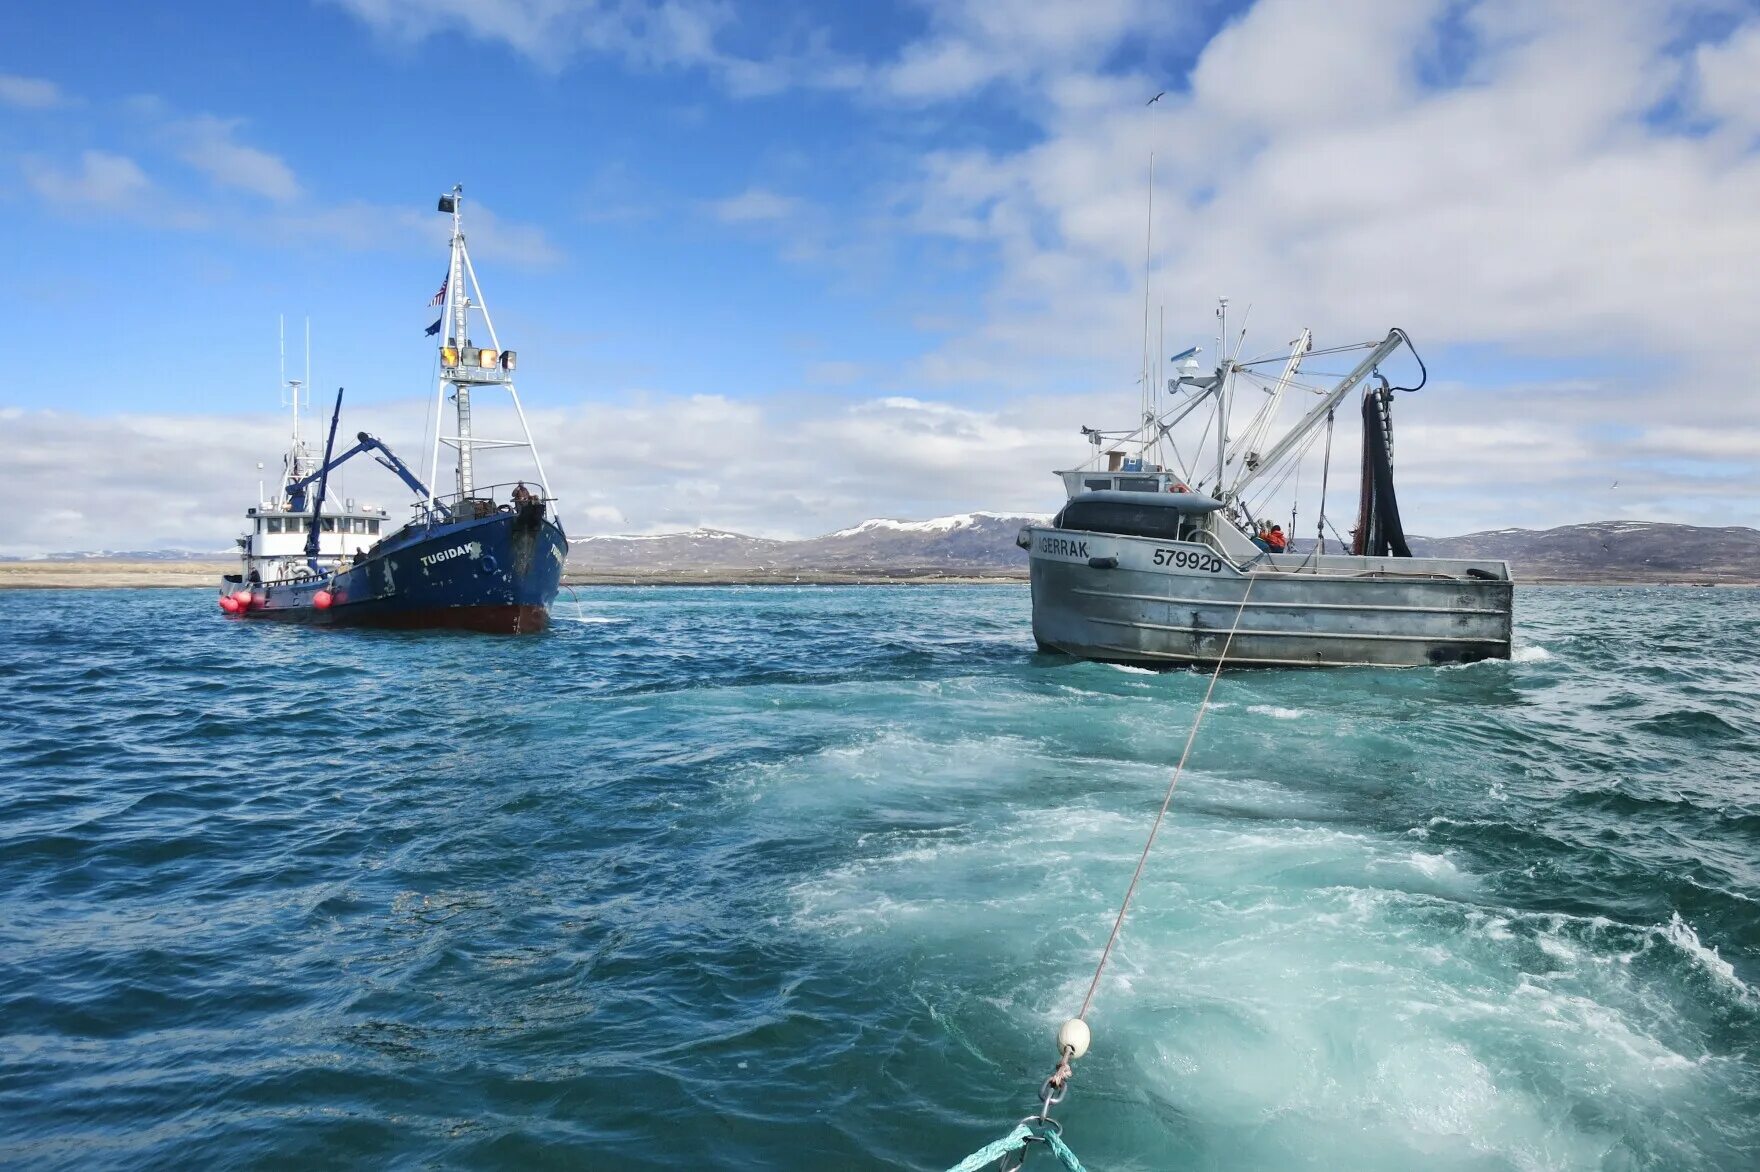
424, 184, 553, 510
447, 188, 473, 496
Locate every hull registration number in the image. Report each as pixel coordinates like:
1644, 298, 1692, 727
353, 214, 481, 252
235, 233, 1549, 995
1152, 547, 1223, 572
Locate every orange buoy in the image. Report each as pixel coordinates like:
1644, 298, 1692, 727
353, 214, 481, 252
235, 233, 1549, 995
312, 590, 334, 610
219, 595, 238, 613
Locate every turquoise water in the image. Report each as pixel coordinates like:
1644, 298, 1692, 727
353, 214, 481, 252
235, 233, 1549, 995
1, 585, 1757, 1170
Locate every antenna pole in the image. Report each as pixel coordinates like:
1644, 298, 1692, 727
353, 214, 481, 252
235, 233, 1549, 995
1215, 298, 1228, 494
1140, 153, 1155, 444
280, 316, 295, 449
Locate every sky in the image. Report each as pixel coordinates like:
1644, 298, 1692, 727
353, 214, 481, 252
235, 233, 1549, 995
3, 0, 1759, 553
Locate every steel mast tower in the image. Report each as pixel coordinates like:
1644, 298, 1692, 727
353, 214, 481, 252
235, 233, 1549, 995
426, 184, 552, 508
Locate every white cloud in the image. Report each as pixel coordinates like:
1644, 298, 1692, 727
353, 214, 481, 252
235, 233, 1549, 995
12, 1, 1760, 547
885, 1, 1760, 527
879, 0, 1171, 101
706, 187, 805, 224
0, 391, 1084, 554
21, 151, 152, 208
0, 73, 68, 109
325, 0, 797, 91
167, 114, 302, 201
7, 373, 1750, 556
1694, 22, 1760, 136
324, 0, 1182, 102
261, 198, 561, 268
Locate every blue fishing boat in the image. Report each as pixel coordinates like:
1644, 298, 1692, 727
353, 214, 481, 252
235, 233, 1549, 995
218, 186, 567, 633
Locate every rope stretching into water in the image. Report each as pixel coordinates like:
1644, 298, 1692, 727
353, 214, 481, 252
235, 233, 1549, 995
946, 577, 1259, 1170
1077, 573, 1258, 1021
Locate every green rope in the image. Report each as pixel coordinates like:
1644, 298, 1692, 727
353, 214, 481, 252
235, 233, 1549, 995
946, 1122, 1088, 1172
946, 1123, 1031, 1172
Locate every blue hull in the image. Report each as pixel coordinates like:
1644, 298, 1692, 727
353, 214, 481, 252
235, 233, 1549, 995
233, 504, 568, 634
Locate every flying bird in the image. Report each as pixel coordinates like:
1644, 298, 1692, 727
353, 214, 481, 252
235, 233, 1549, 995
1610, 479, 1619, 488
1147, 91, 1165, 105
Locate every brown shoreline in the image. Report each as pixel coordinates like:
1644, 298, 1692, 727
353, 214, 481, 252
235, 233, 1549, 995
0, 561, 1754, 590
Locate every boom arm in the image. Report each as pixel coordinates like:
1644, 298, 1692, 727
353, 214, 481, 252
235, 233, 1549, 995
1229, 329, 1408, 500
305, 389, 345, 571
287, 431, 430, 512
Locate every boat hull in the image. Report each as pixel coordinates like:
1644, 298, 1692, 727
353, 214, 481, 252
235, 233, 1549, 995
227, 505, 567, 635
1026, 528, 1512, 668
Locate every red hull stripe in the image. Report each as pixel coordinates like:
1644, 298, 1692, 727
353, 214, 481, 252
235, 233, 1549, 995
238, 603, 550, 634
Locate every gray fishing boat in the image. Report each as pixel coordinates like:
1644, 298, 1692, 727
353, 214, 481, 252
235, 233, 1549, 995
1021, 307, 1513, 668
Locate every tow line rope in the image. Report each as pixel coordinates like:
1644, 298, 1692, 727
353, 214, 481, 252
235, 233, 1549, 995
947, 575, 1258, 1171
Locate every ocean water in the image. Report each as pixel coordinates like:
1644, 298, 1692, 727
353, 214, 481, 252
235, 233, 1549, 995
1, 585, 1757, 1171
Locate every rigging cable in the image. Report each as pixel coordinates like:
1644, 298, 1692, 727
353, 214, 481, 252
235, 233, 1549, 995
1315, 406, 1336, 564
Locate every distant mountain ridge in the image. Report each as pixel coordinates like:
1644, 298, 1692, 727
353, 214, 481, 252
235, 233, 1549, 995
13, 519, 1758, 582
572, 512, 1048, 573
1411, 521, 1760, 581
570, 515, 1760, 582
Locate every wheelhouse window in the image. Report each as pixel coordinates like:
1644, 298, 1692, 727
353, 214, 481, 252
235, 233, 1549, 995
368, 519, 380, 535
354, 518, 368, 534
1056, 500, 1195, 542
1118, 477, 1161, 493
266, 517, 282, 534
1083, 478, 1112, 491
321, 517, 336, 533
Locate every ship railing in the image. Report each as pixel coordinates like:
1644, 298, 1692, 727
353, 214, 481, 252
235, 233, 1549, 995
411, 483, 557, 526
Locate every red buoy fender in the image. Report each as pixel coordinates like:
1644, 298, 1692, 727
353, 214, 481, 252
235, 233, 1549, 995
312, 590, 334, 610
219, 595, 239, 613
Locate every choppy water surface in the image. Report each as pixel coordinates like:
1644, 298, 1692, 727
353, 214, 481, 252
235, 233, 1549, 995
2, 585, 1757, 1170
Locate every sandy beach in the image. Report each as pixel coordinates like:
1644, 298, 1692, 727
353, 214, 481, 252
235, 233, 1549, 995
0, 561, 235, 590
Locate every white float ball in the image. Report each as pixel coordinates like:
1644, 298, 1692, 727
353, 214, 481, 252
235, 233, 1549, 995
1057, 1018, 1091, 1060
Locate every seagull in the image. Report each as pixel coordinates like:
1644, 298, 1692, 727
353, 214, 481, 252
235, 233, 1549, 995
1147, 91, 1165, 106
1610, 479, 1619, 488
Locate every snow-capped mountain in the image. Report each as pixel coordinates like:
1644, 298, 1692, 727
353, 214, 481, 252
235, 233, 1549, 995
568, 529, 790, 571
569, 513, 1046, 572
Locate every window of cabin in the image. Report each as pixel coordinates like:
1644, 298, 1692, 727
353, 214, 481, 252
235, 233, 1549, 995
1118, 477, 1160, 493
267, 517, 282, 534
321, 517, 336, 533
1056, 500, 1193, 541
368, 519, 380, 535
355, 518, 368, 534
1083, 478, 1112, 491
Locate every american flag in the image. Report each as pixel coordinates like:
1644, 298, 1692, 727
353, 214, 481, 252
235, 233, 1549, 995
430, 275, 448, 306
